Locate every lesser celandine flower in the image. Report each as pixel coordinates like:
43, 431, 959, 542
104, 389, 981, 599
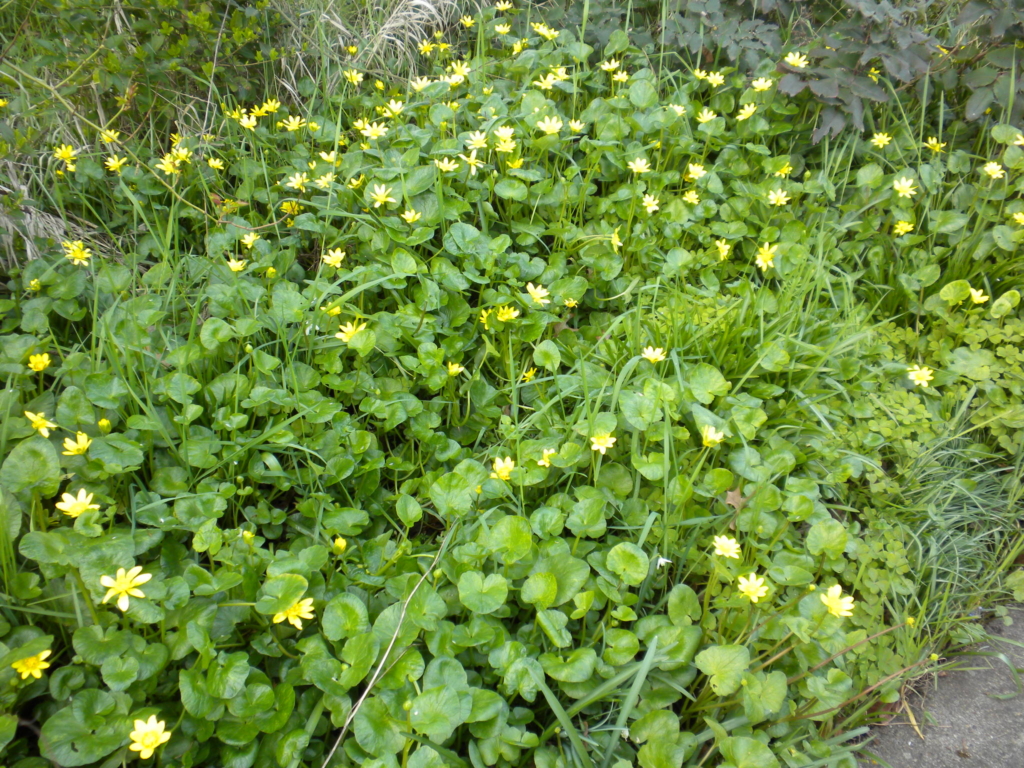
286, 172, 308, 192
768, 189, 790, 206
970, 287, 989, 304
496, 305, 520, 322
333, 537, 347, 555
686, 163, 706, 180
208, 157, 225, 170
460, 15, 475, 27
641, 347, 666, 363
323, 249, 345, 268
98, 418, 112, 433
701, 425, 725, 447
12, 650, 51, 680
736, 103, 757, 121
693, 68, 708, 80
820, 585, 855, 617
241, 232, 261, 249
683, 190, 700, 205
101, 566, 152, 611
533, 73, 557, 90
495, 23, 511, 35
62, 432, 92, 455
104, 155, 127, 174
752, 77, 773, 91
924, 136, 946, 152
447, 362, 465, 376
527, 283, 551, 305
706, 71, 725, 87
983, 162, 1005, 180
907, 364, 934, 387
418, 40, 436, 55
24, 411, 56, 437
627, 157, 651, 174
715, 239, 731, 260
28, 353, 51, 372
401, 209, 422, 224
669, 104, 686, 116
154, 154, 180, 176
491, 456, 514, 480
893, 176, 917, 198
531, 22, 558, 40
643, 194, 659, 214
784, 52, 809, 68
361, 122, 388, 140
870, 132, 892, 148
894, 221, 914, 236
536, 115, 562, 135
239, 114, 257, 130
435, 158, 460, 172
129, 716, 172, 759
611, 228, 623, 252
612, 71, 629, 82
100, 129, 121, 144
466, 131, 488, 150
54, 144, 78, 165
775, 162, 793, 177
274, 597, 316, 629
336, 321, 368, 343
56, 488, 100, 517
590, 433, 617, 454
344, 69, 364, 85
713, 535, 741, 559
1012, 212, 1024, 226
62, 240, 92, 266
738, 573, 769, 602
868, 67, 881, 82
564, 298, 578, 308
458, 149, 484, 175
569, 119, 585, 132
537, 448, 557, 467
369, 184, 395, 207
755, 243, 778, 272
696, 108, 717, 123
227, 259, 247, 273
496, 0, 512, 9
600, 59, 620, 71
521, 368, 537, 383
29, 279, 41, 291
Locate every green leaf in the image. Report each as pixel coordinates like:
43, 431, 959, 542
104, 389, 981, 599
40, 689, 127, 767
0, 436, 60, 497
667, 584, 701, 626
689, 364, 730, 404
719, 736, 780, 768
73, 625, 132, 665
521, 572, 558, 609
694, 644, 750, 696
488, 515, 533, 564
458, 571, 508, 614
991, 289, 1020, 319
806, 519, 847, 559
323, 592, 371, 641
100, 655, 139, 692
405, 166, 437, 196
540, 647, 597, 682
606, 542, 650, 586
0, 714, 17, 754
533, 340, 560, 371
629, 80, 659, 109
397, 494, 423, 526
410, 686, 464, 741
255, 574, 308, 615
495, 178, 528, 201
430, 473, 474, 519
939, 279, 971, 304
354, 697, 406, 757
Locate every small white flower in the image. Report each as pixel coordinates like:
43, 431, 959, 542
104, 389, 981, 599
656, 557, 672, 569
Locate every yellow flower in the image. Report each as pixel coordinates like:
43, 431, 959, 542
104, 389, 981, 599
62, 432, 93, 456
496, 0, 513, 9
460, 15, 475, 27
239, 114, 257, 130
491, 456, 514, 480
361, 122, 389, 140
1012, 212, 1024, 226
870, 132, 892, 148
683, 190, 700, 205
713, 535, 741, 559
480, 308, 492, 329
0, 98, 7, 108
11, 650, 51, 680
820, 584, 855, 618
447, 361, 466, 376
98, 129, 120, 144
241, 233, 261, 249
435, 157, 460, 173
893, 176, 917, 198
450, 60, 472, 79
627, 158, 651, 174
693, 69, 708, 80
274, 596, 316, 629
419, 40, 436, 55
736, 103, 757, 121
533, 73, 558, 91
531, 22, 558, 40
768, 189, 790, 206
784, 52, 809, 68
128, 716, 172, 760
323, 249, 345, 268
906, 616, 916, 627
336, 321, 368, 343
286, 172, 309, 192
641, 346, 666, 363
907, 364, 934, 387
496, 305, 520, 322
669, 104, 686, 116
1015, 133, 1024, 146
512, 38, 529, 54
686, 163, 707, 181
537, 448, 557, 467
171, 146, 192, 163
208, 157, 225, 170
737, 572, 769, 603
28, 353, 51, 372
281, 201, 303, 215
600, 59, 620, 72
24, 411, 57, 437
983, 162, 1005, 180
507, 157, 524, 169
611, 228, 623, 253
696, 108, 717, 123
643, 194, 659, 214
495, 23, 512, 35
536, 115, 563, 135
333, 537, 348, 554
755, 242, 778, 272
564, 298, 578, 308
715, 239, 731, 260
314, 172, 336, 190
527, 283, 551, 305
100, 565, 152, 611
751, 77, 773, 91
347, 174, 366, 189
612, 71, 629, 82
774, 162, 793, 177
701, 424, 725, 447
56, 488, 100, 517
54, 144, 78, 164
226, 259, 246, 273
521, 367, 537, 383
924, 136, 945, 153
261, 98, 281, 113
104, 155, 127, 174
98, 418, 112, 433
969, 287, 989, 304
321, 304, 342, 317
466, 131, 489, 150
28, 279, 42, 291
706, 71, 725, 87
265, 267, 278, 279
401, 209, 422, 224
344, 69, 364, 85
369, 185, 395, 208
62, 240, 92, 266
590, 433, 616, 454
458, 149, 485, 175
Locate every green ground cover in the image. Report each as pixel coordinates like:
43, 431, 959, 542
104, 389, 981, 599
0, 3, 1023, 768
